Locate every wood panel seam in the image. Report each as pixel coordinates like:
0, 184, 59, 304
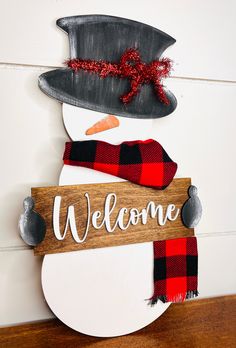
1, 231, 236, 252
0, 62, 236, 85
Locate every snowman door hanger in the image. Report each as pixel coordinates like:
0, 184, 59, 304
19, 15, 202, 337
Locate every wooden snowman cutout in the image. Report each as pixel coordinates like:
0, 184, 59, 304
37, 15, 178, 337
42, 106, 171, 337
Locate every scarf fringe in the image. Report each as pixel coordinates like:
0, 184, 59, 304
148, 290, 199, 306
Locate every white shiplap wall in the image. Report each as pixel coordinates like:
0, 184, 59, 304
0, 0, 236, 327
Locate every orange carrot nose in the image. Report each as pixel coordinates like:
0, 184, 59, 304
85, 115, 120, 135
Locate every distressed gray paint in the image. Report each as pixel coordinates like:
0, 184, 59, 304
38, 15, 177, 119
181, 186, 203, 228
19, 197, 46, 246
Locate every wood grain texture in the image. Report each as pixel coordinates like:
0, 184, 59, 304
1, 295, 235, 347
32, 178, 194, 256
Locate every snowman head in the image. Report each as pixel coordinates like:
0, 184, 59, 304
62, 103, 155, 144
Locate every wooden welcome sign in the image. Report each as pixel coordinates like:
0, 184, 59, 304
32, 178, 194, 256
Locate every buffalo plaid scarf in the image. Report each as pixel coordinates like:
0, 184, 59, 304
63, 139, 177, 189
150, 237, 198, 304
63, 139, 198, 303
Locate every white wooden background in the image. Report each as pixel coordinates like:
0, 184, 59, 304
0, 0, 236, 327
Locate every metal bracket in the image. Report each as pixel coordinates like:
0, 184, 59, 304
19, 197, 46, 246
181, 185, 202, 228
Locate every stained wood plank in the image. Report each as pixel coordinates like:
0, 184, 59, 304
32, 178, 194, 255
1, 295, 235, 347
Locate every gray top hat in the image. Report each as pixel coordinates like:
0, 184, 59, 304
38, 15, 177, 119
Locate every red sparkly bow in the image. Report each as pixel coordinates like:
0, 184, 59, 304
66, 49, 172, 105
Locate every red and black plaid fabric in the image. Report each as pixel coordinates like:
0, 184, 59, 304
150, 237, 198, 304
63, 139, 177, 190
63, 138, 198, 304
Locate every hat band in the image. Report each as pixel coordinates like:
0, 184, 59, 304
66, 48, 172, 105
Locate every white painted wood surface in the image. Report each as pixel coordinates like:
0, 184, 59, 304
42, 112, 169, 337
0, 250, 53, 326
0, 0, 235, 327
1, 235, 235, 327
0, 0, 235, 81
42, 243, 171, 337
0, 67, 67, 247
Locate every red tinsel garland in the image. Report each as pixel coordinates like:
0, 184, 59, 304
66, 48, 172, 105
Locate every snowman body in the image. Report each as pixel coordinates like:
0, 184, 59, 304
42, 104, 171, 337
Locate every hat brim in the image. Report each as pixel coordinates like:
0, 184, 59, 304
38, 69, 177, 119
